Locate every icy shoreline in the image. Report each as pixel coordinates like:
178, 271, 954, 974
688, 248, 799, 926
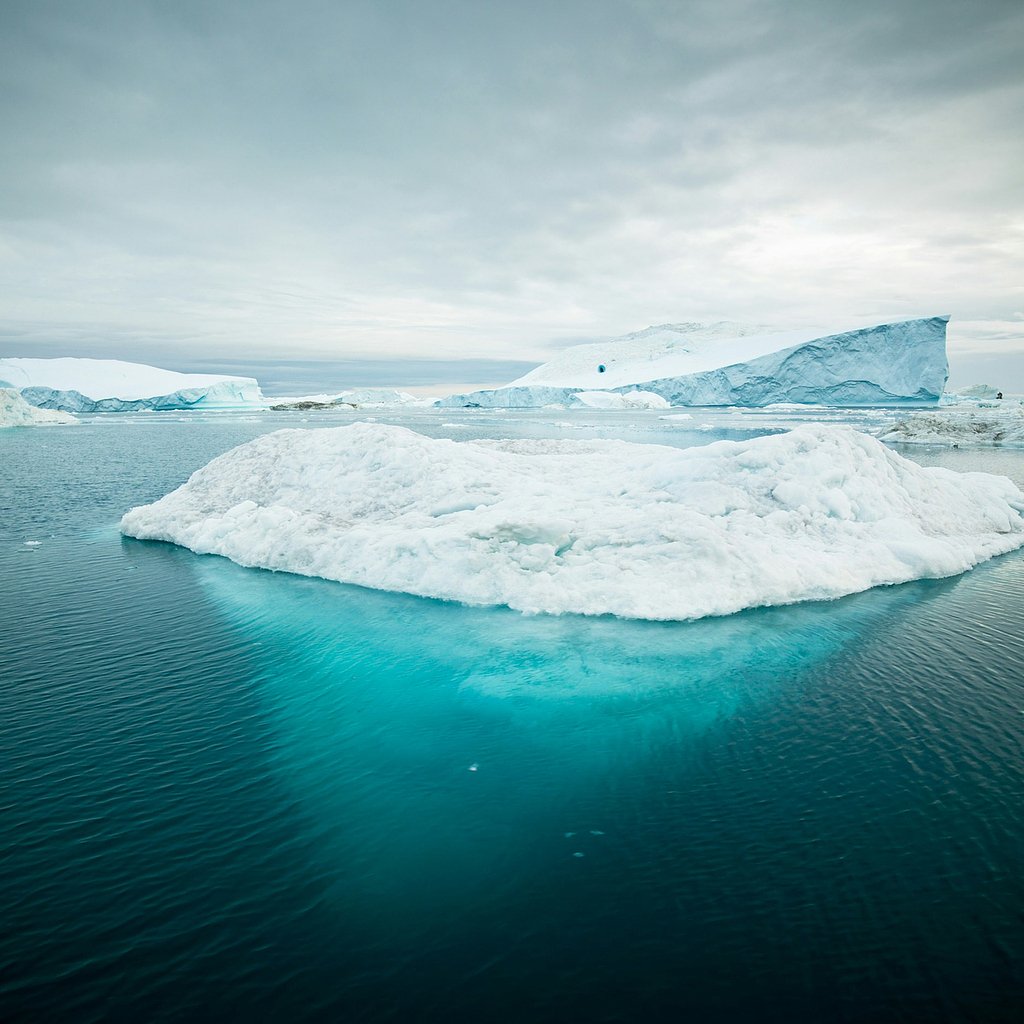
121, 423, 1024, 621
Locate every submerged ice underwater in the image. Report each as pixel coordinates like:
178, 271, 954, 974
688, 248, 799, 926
3, 407, 1024, 1021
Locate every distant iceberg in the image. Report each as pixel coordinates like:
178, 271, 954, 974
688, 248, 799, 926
879, 404, 1024, 447
0, 388, 78, 427
0, 357, 264, 412
437, 317, 949, 408
120, 422, 1023, 621
269, 388, 426, 410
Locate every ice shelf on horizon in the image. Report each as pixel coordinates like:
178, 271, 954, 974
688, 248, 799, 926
435, 317, 950, 409
120, 421, 1024, 621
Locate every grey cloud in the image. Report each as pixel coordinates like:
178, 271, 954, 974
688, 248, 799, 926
0, 0, 1021, 366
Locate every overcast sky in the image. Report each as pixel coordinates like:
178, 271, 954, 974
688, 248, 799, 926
1, 0, 1021, 382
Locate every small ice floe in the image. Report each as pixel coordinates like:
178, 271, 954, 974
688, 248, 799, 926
468, 763, 479, 772
24, 540, 42, 547
573, 852, 585, 858
590, 830, 605, 836
564, 832, 576, 838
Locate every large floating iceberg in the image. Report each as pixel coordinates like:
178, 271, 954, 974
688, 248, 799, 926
0, 388, 78, 427
120, 422, 1024, 621
437, 317, 949, 408
0, 357, 264, 412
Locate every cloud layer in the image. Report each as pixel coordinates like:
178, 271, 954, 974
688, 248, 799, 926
1, 0, 1021, 369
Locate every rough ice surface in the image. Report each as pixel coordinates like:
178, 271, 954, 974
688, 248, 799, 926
436, 317, 949, 409
0, 388, 78, 427
120, 422, 1024, 621
879, 404, 1024, 447
0, 357, 263, 412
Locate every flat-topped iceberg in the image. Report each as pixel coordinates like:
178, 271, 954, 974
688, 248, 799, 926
0, 388, 78, 427
0, 357, 263, 412
437, 317, 949, 408
120, 422, 1024, 621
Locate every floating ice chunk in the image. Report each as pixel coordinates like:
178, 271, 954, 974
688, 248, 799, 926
270, 388, 426, 409
878, 406, 1024, 447
23, 540, 42, 547
120, 422, 1024, 622
468, 763, 479, 772
573, 852, 585, 858
0, 388, 78, 427
569, 390, 670, 410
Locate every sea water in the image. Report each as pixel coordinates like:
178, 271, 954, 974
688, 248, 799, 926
2, 409, 1023, 1022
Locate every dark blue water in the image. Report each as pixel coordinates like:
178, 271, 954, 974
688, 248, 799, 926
2, 413, 1023, 1022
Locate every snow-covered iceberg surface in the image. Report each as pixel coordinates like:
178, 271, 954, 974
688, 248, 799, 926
879, 405, 1024, 447
437, 317, 949, 408
0, 388, 78, 427
120, 422, 1024, 621
0, 357, 263, 412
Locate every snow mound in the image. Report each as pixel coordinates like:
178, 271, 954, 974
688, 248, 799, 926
0, 388, 78, 427
437, 317, 949, 408
0, 357, 263, 412
879, 405, 1024, 446
120, 422, 1024, 621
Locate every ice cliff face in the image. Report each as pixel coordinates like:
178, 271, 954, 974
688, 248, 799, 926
120, 421, 1024, 621
0, 357, 264, 412
436, 317, 949, 408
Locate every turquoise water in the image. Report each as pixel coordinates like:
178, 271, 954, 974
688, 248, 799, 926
2, 411, 1024, 1022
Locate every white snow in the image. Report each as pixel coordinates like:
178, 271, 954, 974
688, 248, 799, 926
120, 422, 1024, 621
879, 405, 1024, 446
0, 388, 78, 427
569, 390, 670, 410
438, 317, 949, 408
268, 388, 425, 408
0, 357, 262, 410
0, 357, 260, 401
510, 321, 859, 390
945, 384, 1002, 402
